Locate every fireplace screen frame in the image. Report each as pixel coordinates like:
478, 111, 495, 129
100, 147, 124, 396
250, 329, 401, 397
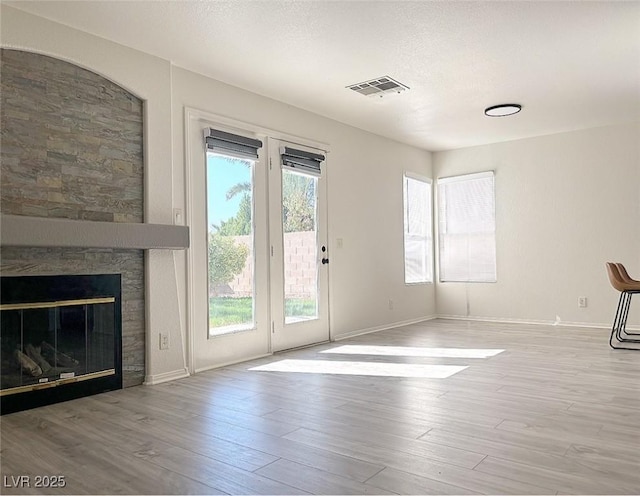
1, 274, 122, 415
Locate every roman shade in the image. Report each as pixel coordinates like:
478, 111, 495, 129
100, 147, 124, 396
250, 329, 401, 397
280, 146, 325, 176
205, 128, 263, 159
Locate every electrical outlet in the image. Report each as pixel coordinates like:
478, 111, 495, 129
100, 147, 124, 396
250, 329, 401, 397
159, 333, 169, 350
578, 297, 587, 308
388, 299, 394, 310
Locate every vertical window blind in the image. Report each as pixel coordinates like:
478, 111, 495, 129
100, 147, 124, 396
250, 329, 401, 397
403, 174, 433, 284
438, 171, 496, 282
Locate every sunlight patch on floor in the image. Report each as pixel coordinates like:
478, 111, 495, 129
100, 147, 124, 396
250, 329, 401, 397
249, 359, 467, 378
320, 345, 504, 358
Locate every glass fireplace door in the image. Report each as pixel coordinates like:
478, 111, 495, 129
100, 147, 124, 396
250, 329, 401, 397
0, 297, 116, 395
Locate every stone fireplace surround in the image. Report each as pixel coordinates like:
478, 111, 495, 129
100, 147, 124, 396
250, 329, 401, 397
0, 49, 176, 389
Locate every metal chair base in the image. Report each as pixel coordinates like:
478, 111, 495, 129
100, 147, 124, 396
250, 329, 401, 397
609, 290, 640, 350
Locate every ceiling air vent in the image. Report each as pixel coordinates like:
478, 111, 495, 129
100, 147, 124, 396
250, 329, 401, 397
347, 76, 409, 97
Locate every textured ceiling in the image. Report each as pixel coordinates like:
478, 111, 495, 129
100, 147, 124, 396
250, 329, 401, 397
6, 1, 640, 151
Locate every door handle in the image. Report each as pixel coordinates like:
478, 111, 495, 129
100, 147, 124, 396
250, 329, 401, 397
322, 257, 329, 265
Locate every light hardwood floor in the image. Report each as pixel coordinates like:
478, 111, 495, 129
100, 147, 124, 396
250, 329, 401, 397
2, 319, 639, 495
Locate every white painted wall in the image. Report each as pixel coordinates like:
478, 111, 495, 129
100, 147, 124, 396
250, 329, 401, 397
434, 123, 640, 328
172, 67, 436, 372
2, 6, 435, 380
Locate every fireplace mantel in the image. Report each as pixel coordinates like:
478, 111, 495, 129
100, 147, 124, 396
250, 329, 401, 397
0, 214, 189, 250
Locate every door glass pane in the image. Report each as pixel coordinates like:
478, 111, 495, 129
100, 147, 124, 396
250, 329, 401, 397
282, 169, 318, 324
207, 153, 255, 336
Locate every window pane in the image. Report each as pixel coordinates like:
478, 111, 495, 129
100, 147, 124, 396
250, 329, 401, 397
404, 175, 433, 283
282, 170, 319, 324
438, 172, 496, 282
207, 153, 255, 336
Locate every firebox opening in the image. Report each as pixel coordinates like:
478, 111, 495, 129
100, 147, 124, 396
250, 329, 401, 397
0, 274, 122, 414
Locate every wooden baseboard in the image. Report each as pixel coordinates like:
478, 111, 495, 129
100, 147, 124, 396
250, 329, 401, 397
332, 315, 437, 341
143, 367, 190, 385
437, 314, 640, 331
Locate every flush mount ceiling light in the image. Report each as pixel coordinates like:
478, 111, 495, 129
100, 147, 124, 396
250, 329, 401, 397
484, 104, 522, 117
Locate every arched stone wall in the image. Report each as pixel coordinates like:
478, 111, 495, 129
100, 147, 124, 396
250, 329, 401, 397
1, 49, 146, 386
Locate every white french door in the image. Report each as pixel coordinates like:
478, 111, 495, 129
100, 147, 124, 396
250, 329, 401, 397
268, 138, 330, 351
188, 116, 271, 372
187, 111, 330, 372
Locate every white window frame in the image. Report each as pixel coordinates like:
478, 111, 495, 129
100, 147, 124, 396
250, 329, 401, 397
437, 171, 496, 283
403, 172, 433, 284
